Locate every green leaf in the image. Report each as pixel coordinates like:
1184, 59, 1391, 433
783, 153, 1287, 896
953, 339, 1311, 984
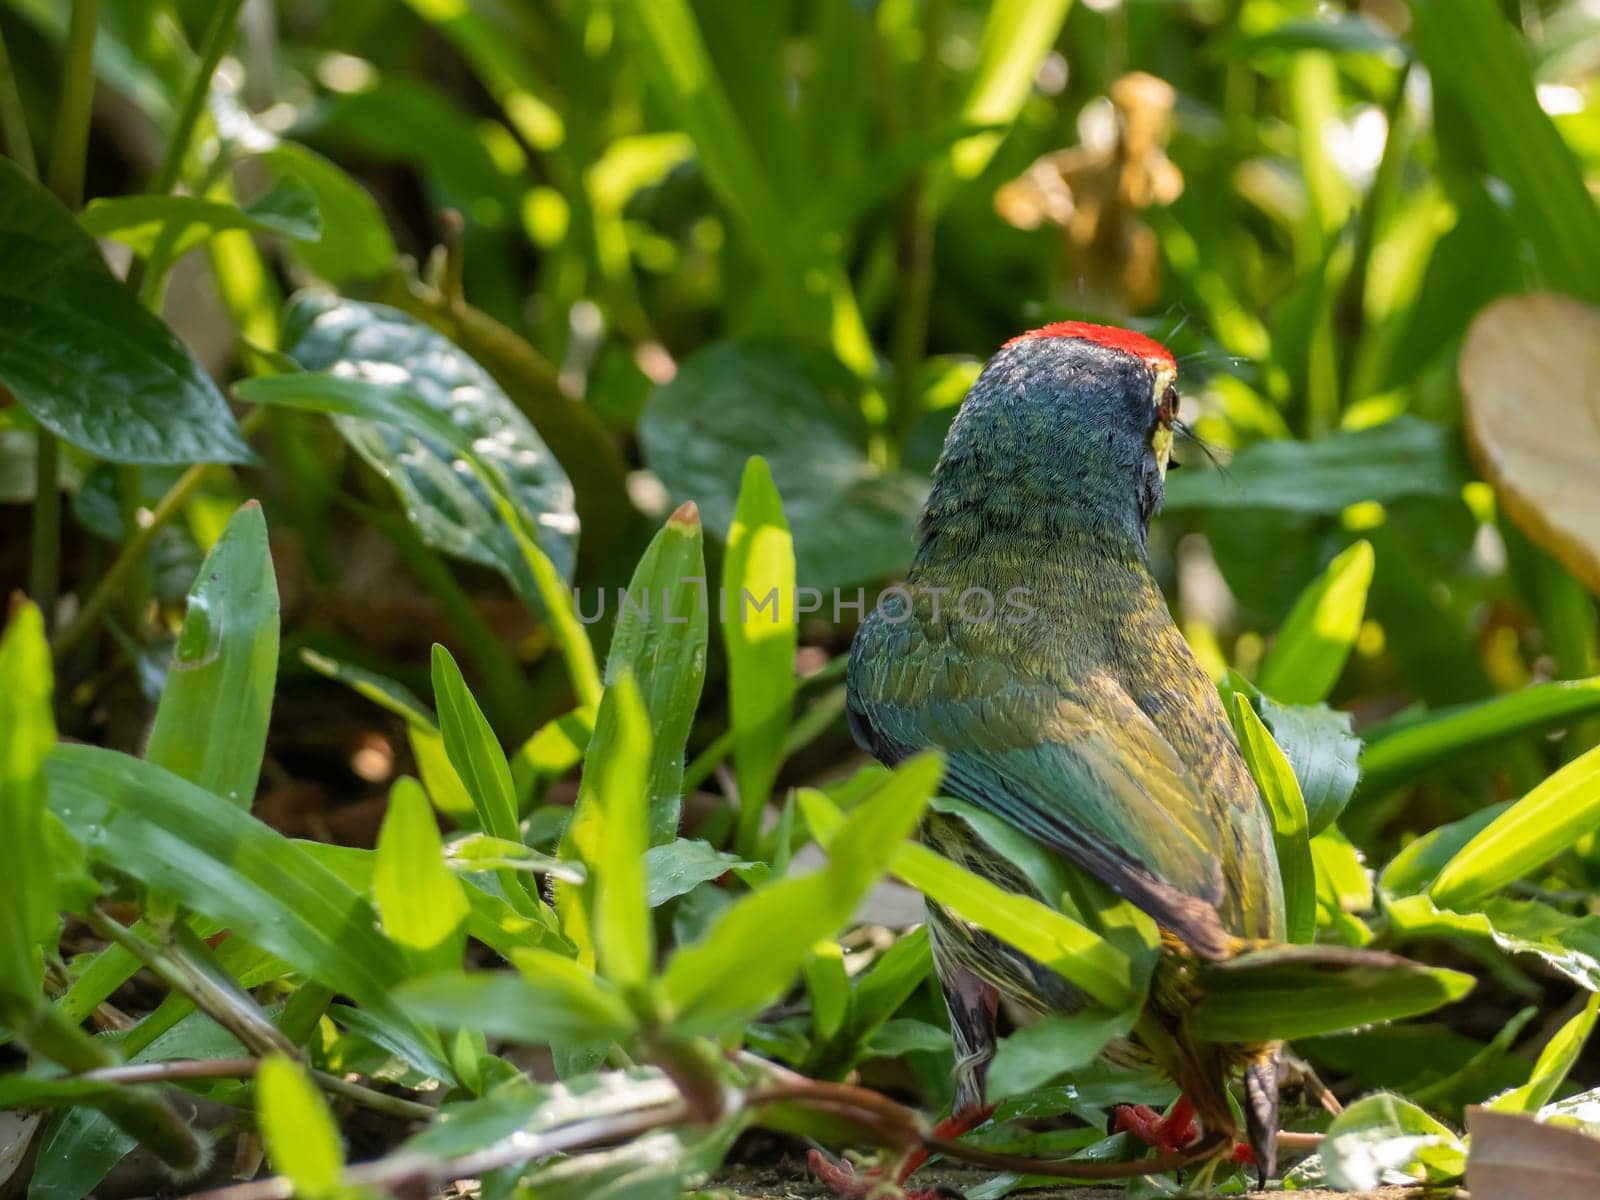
803, 941, 851, 1044
662, 755, 940, 1036
1413, 0, 1600, 304
79, 182, 322, 260
396, 949, 637, 1046
1387, 894, 1600, 994
644, 840, 752, 908
564, 673, 653, 991
1490, 992, 1600, 1114
299, 648, 434, 728
1316, 1092, 1466, 1190
1359, 677, 1600, 798
801, 774, 1137, 1014
1225, 677, 1361, 836
275, 292, 578, 586
1259, 540, 1374, 704
1380, 803, 1510, 897
987, 1009, 1140, 1101
951, 0, 1073, 177
47, 745, 415, 1020
0, 603, 55, 1015
723, 457, 798, 859
604, 504, 708, 845
376, 778, 470, 975
639, 342, 924, 591
1230, 695, 1314, 943
1187, 946, 1473, 1043
0, 157, 253, 465
431, 645, 519, 842
1431, 743, 1600, 910
256, 1055, 344, 1195
259, 143, 396, 283
1162, 417, 1461, 514
143, 501, 279, 808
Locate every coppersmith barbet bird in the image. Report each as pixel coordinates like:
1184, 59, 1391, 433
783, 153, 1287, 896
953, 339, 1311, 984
839, 322, 1287, 1189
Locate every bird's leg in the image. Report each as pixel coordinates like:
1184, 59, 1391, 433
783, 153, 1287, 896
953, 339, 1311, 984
807, 963, 999, 1200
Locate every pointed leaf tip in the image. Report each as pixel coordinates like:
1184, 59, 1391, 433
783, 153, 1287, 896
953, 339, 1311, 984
668, 500, 701, 529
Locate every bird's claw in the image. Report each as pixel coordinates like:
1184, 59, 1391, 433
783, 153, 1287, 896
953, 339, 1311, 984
1113, 1102, 1201, 1155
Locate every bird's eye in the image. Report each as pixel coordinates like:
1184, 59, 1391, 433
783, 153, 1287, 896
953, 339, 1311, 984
1159, 383, 1178, 426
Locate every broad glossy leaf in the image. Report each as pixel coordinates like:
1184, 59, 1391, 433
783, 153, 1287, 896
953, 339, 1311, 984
1188, 946, 1473, 1042
662, 756, 940, 1036
143, 501, 278, 808
1259, 540, 1374, 704
1387, 894, 1600, 994
722, 457, 797, 857
0, 158, 253, 465
804, 942, 850, 1043
1460, 293, 1600, 593
376, 778, 470, 975
1225, 676, 1361, 836
1431, 743, 1600, 910
277, 293, 577, 587
639, 342, 924, 591
987, 1009, 1139, 1100
1361, 678, 1600, 799
604, 504, 708, 845
256, 1056, 343, 1195
0, 604, 54, 1004
47, 745, 413, 1018
1230, 695, 1314, 943
1163, 417, 1461, 514
79, 183, 321, 260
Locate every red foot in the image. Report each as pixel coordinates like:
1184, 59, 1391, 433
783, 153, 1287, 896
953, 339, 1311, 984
806, 1105, 994, 1199
1112, 1096, 1257, 1166
1113, 1096, 1199, 1154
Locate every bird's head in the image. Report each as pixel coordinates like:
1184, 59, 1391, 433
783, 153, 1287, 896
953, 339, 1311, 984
921, 321, 1181, 551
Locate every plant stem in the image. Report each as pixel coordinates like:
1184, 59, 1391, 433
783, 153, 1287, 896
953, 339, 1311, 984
78, 1057, 436, 1121
29, 432, 61, 633
86, 908, 294, 1060
0, 21, 38, 178
29, 0, 98, 636
148, 0, 247, 196
47, 0, 97, 208
52, 408, 265, 658
887, 0, 947, 452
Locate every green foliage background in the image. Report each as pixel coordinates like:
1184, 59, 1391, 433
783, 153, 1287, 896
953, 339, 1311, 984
4, 0, 1600, 1195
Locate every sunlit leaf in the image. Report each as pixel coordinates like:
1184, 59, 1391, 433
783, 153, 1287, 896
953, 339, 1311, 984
723, 457, 797, 857
1259, 540, 1374, 704
1431, 743, 1600, 910
256, 1056, 344, 1195
1230, 695, 1314, 943
376, 777, 470, 975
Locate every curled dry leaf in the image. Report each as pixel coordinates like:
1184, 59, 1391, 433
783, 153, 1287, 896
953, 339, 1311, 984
1460, 292, 1600, 596
1467, 1106, 1600, 1200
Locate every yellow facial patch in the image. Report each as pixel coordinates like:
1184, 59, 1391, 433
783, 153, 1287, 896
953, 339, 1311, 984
1152, 365, 1177, 479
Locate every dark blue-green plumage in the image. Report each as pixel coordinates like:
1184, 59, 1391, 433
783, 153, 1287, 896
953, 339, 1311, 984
845, 326, 1286, 1159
